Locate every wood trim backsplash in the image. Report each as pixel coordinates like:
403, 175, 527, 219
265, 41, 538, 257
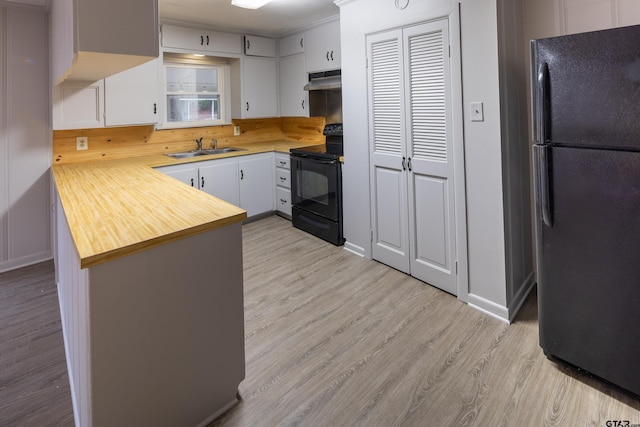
52, 117, 326, 165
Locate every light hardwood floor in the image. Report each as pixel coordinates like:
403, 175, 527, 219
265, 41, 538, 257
2, 215, 639, 426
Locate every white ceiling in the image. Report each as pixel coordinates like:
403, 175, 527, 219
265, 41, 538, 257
159, 0, 340, 37
4, 0, 339, 38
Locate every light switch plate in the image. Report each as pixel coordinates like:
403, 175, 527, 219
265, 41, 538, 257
233, 126, 240, 136
470, 102, 484, 122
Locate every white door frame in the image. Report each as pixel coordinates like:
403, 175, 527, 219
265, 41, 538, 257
367, 6, 468, 302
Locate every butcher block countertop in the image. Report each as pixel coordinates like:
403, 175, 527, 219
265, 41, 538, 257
53, 140, 321, 269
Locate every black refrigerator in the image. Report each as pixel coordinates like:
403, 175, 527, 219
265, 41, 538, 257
532, 25, 640, 397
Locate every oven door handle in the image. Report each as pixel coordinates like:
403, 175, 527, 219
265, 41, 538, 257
290, 154, 337, 165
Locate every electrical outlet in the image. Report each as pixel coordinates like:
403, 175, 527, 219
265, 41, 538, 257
76, 136, 88, 151
233, 126, 240, 136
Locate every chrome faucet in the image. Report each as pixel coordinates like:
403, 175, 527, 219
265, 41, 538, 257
195, 137, 203, 151
212, 138, 218, 149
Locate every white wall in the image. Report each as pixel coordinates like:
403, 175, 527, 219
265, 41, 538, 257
0, 5, 51, 273
458, 0, 512, 317
338, 0, 522, 320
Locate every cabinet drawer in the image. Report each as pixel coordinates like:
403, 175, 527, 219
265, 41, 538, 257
276, 187, 292, 216
274, 154, 290, 169
276, 168, 291, 189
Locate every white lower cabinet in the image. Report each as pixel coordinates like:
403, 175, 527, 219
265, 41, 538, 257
238, 153, 274, 217
274, 153, 291, 217
199, 159, 240, 206
156, 153, 275, 218
156, 163, 198, 188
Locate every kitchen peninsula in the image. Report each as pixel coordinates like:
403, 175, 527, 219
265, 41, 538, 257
52, 118, 326, 426
53, 159, 247, 427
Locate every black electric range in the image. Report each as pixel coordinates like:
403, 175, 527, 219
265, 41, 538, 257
289, 123, 344, 245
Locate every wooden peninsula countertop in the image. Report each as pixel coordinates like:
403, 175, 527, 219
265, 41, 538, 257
53, 140, 321, 269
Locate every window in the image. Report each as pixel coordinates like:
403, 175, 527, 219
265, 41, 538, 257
163, 54, 228, 127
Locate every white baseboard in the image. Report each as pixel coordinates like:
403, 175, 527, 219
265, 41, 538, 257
343, 241, 366, 258
0, 251, 52, 273
467, 293, 510, 323
467, 271, 537, 324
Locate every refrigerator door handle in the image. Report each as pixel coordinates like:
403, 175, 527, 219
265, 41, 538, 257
538, 62, 551, 144
530, 41, 539, 143
533, 144, 553, 227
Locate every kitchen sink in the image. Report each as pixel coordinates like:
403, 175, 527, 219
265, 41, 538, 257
166, 147, 246, 159
166, 151, 209, 159
202, 147, 246, 155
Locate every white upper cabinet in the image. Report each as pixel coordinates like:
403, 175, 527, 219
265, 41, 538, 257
244, 35, 277, 57
51, 0, 159, 85
304, 19, 341, 73
279, 53, 307, 117
53, 59, 160, 129
105, 59, 159, 127
161, 24, 243, 55
241, 57, 279, 118
52, 80, 104, 130
279, 32, 305, 57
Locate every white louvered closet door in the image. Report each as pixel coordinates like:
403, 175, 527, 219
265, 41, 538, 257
367, 19, 457, 295
368, 29, 411, 274
404, 20, 456, 295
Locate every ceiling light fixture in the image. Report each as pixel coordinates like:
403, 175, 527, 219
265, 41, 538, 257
231, 0, 272, 9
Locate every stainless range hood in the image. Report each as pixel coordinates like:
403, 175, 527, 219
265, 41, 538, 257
304, 71, 341, 91
305, 70, 342, 124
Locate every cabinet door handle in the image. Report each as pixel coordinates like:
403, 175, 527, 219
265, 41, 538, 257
280, 176, 286, 181
280, 198, 287, 204
190, 178, 194, 187
330, 50, 334, 61
302, 99, 305, 110
206, 35, 209, 45
300, 38, 304, 48
246, 39, 250, 51
201, 176, 205, 188
153, 103, 157, 114
326, 51, 330, 61
401, 156, 406, 171
279, 160, 286, 166
407, 157, 412, 172
200, 35, 204, 46
241, 170, 244, 180
246, 102, 249, 111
